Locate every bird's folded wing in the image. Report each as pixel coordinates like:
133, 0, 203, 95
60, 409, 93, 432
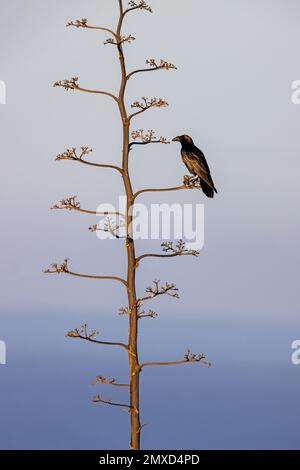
188, 155, 215, 189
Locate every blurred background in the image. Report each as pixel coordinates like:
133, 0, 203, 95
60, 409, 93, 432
0, 0, 299, 449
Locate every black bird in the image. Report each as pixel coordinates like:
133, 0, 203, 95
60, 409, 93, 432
172, 135, 217, 198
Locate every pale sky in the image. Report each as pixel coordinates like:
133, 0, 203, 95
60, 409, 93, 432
0, 0, 300, 449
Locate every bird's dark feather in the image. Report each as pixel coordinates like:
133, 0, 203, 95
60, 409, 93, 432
181, 142, 217, 197
199, 179, 215, 198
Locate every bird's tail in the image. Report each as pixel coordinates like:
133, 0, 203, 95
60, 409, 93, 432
200, 179, 217, 198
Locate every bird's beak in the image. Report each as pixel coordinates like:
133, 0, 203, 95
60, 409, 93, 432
172, 136, 180, 142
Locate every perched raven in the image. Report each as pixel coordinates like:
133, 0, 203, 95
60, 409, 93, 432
172, 135, 217, 198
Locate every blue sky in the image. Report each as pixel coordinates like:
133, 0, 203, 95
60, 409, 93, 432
0, 0, 299, 449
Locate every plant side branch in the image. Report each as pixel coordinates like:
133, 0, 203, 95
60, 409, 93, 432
138, 280, 179, 303
93, 395, 133, 411
127, 59, 177, 80
129, 97, 169, 121
89, 217, 126, 239
66, 324, 128, 351
136, 240, 200, 265
129, 129, 170, 150
66, 18, 118, 40
51, 196, 124, 218
53, 77, 119, 103
140, 350, 211, 371
93, 376, 129, 387
124, 1, 153, 15
43, 259, 127, 287
55, 147, 123, 174
134, 175, 203, 200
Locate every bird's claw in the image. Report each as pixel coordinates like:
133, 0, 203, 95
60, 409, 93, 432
183, 175, 202, 189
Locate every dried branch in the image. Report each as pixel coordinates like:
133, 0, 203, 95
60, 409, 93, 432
104, 34, 135, 46
55, 147, 123, 174
133, 175, 202, 200
43, 258, 70, 274
55, 146, 92, 161
161, 240, 199, 256
51, 195, 124, 217
127, 59, 177, 80
129, 129, 170, 150
125, 1, 153, 14
92, 376, 129, 387
139, 280, 179, 303
66, 18, 118, 40
53, 77, 118, 103
66, 324, 128, 351
93, 395, 133, 411
51, 195, 80, 212
138, 308, 158, 319
89, 217, 126, 239
67, 18, 89, 28
145, 58, 177, 71
53, 77, 79, 90
129, 97, 169, 121
140, 350, 211, 371
118, 306, 130, 316
136, 240, 200, 264
67, 324, 99, 339
133, 185, 186, 200
43, 259, 127, 286
119, 304, 158, 319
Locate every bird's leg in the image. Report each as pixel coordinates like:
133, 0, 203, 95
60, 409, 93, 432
183, 175, 202, 190
189, 175, 199, 182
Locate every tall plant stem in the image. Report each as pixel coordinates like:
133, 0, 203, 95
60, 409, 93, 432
117, 0, 141, 450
